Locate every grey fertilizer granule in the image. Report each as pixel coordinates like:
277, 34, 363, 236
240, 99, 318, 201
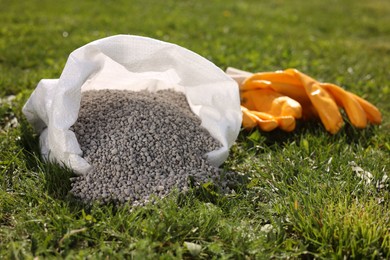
70, 89, 227, 206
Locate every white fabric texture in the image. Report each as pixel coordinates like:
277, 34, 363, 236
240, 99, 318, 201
23, 35, 242, 174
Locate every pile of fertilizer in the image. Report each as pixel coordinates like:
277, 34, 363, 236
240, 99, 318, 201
70, 89, 228, 205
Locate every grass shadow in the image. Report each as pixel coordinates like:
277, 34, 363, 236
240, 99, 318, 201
18, 117, 42, 170
18, 117, 78, 202
239, 117, 380, 152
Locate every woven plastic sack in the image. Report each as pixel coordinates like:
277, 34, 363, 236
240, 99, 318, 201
23, 35, 242, 174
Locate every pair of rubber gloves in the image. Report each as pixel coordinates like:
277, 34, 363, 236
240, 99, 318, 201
226, 68, 382, 134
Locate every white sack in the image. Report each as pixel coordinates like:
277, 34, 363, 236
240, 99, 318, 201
22, 35, 242, 174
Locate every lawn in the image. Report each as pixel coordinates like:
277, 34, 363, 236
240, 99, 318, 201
1, 0, 389, 258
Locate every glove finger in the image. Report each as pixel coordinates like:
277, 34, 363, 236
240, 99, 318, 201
350, 92, 382, 125
240, 89, 302, 118
242, 79, 309, 105
320, 83, 367, 128
309, 83, 344, 134
241, 79, 272, 91
272, 96, 302, 118
247, 70, 302, 86
257, 120, 279, 132
294, 70, 344, 134
251, 111, 296, 132
242, 106, 278, 131
248, 110, 280, 131
275, 116, 296, 132
241, 106, 258, 130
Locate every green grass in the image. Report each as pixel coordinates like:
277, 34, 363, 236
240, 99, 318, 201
1, 0, 389, 258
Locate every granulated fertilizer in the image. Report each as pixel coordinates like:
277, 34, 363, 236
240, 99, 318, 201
70, 89, 227, 205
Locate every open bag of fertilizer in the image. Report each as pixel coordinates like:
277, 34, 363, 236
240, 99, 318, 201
22, 35, 242, 177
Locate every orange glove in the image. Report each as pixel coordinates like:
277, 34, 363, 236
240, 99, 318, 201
227, 67, 382, 134
228, 67, 303, 132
